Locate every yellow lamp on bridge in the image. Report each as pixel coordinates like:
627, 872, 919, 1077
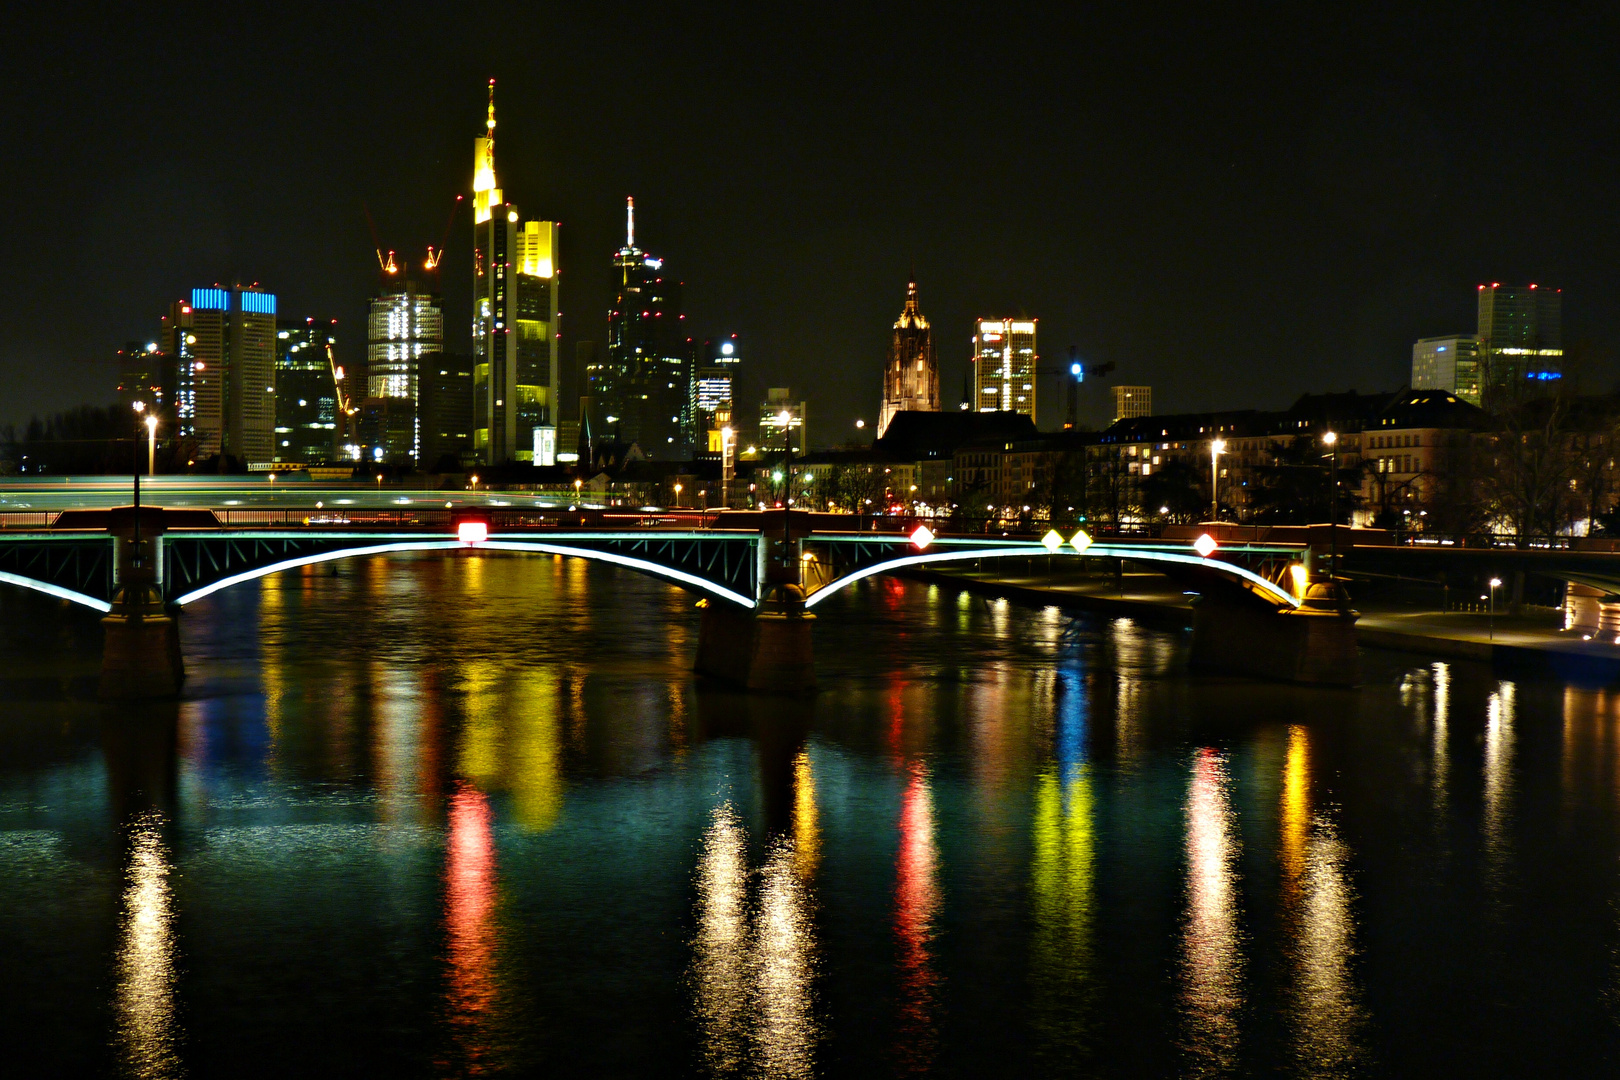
1070, 529, 1092, 553
1041, 529, 1064, 552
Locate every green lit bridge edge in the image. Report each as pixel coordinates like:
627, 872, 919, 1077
0, 532, 1304, 614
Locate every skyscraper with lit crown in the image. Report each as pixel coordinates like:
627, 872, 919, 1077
471, 80, 561, 464
164, 284, 277, 464
595, 198, 688, 457
877, 279, 939, 437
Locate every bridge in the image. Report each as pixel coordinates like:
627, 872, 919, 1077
0, 482, 1356, 695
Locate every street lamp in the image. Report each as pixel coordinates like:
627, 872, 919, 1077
673, 482, 683, 509
143, 414, 158, 475
1489, 576, 1503, 640
1323, 431, 1339, 588
1210, 438, 1226, 522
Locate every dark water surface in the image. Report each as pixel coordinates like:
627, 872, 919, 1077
3, 553, 1620, 1077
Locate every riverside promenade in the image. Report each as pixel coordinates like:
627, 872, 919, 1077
912, 565, 1620, 681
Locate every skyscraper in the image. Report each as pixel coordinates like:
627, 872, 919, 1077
972, 318, 1037, 419
274, 318, 339, 463
164, 285, 277, 464
418, 354, 475, 470
1411, 335, 1482, 405
368, 269, 443, 462
600, 198, 689, 457
471, 81, 560, 464
1477, 283, 1562, 404
877, 279, 939, 437
689, 335, 741, 452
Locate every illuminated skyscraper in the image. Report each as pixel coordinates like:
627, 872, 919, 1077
367, 270, 443, 462
877, 279, 939, 437
471, 81, 560, 463
164, 285, 277, 464
972, 317, 1037, 419
1411, 335, 1482, 406
274, 317, 339, 463
1477, 283, 1562, 404
599, 198, 689, 457
689, 335, 741, 451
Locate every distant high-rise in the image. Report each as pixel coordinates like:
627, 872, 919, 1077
1477, 283, 1562, 404
114, 341, 173, 420
164, 285, 277, 464
600, 198, 689, 457
368, 271, 443, 462
418, 353, 474, 470
1112, 385, 1152, 423
972, 318, 1037, 419
471, 80, 560, 464
689, 335, 741, 452
1411, 335, 1482, 405
877, 280, 939, 437
760, 387, 807, 454
274, 318, 339, 463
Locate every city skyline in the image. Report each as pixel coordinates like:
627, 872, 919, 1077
2, 7, 1616, 437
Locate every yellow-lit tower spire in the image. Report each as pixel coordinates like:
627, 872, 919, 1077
473, 79, 500, 224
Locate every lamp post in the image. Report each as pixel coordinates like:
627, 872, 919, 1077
1489, 576, 1502, 640
673, 482, 683, 509
144, 414, 158, 475
1323, 431, 1339, 587
1210, 438, 1226, 522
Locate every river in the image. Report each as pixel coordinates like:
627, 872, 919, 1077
2, 551, 1618, 1077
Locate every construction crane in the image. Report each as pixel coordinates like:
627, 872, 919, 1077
1035, 346, 1116, 429
326, 342, 360, 459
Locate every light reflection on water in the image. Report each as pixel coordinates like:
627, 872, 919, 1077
1180, 748, 1243, 1076
689, 798, 820, 1077
114, 810, 182, 1080
1279, 725, 1365, 1076
9, 559, 1620, 1073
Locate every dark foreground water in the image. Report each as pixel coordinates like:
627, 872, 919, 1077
3, 553, 1620, 1077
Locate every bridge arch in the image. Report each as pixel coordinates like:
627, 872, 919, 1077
0, 569, 112, 612
803, 543, 1301, 610
170, 539, 760, 609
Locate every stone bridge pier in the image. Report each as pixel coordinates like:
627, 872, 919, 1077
694, 517, 816, 693
1188, 580, 1360, 686
100, 508, 184, 700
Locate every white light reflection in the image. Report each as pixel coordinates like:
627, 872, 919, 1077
1431, 663, 1450, 817
1180, 749, 1243, 1073
1484, 681, 1516, 887
114, 810, 182, 1080
689, 800, 820, 1075
692, 803, 752, 1074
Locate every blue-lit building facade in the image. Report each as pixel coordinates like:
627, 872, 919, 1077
163, 285, 278, 464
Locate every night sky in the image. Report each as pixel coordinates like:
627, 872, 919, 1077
5, 4, 1618, 436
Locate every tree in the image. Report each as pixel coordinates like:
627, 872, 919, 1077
1138, 459, 1205, 524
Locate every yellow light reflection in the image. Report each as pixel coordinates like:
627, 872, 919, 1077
792, 750, 820, 880
457, 663, 563, 832
1180, 749, 1242, 1071
1277, 726, 1366, 1070
1030, 764, 1095, 1055
114, 810, 182, 1080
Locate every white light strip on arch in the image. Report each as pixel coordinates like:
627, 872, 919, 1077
479, 541, 757, 608
172, 541, 464, 606
0, 569, 113, 613
170, 538, 759, 610
804, 544, 1299, 610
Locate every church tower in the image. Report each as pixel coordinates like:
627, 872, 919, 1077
877, 278, 939, 437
